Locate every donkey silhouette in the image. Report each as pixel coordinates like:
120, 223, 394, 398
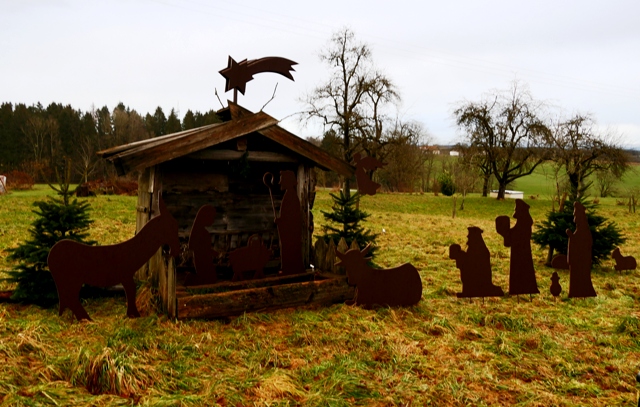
48, 197, 180, 321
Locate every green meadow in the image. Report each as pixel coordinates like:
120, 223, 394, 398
0, 176, 639, 405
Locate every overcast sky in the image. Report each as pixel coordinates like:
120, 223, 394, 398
1, 0, 639, 147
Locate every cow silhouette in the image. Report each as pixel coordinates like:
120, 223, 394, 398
48, 197, 180, 321
335, 244, 422, 307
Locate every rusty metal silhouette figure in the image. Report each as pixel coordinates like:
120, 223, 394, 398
495, 199, 539, 296
550, 271, 562, 298
551, 254, 569, 270
567, 202, 597, 298
48, 197, 180, 321
335, 244, 422, 307
219, 56, 297, 101
612, 247, 637, 272
229, 234, 271, 281
449, 227, 504, 298
353, 153, 386, 196
265, 170, 305, 276
184, 205, 218, 286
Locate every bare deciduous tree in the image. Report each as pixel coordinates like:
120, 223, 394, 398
546, 113, 628, 199
303, 28, 398, 198
453, 82, 551, 199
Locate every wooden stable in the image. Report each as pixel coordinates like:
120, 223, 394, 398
98, 102, 355, 319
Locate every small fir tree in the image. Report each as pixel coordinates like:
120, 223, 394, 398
532, 197, 625, 267
5, 160, 95, 306
321, 190, 378, 257
438, 172, 456, 196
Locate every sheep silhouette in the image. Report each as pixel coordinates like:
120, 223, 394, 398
612, 247, 637, 272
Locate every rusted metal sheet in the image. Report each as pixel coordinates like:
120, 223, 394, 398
184, 205, 218, 286
495, 199, 540, 296
335, 245, 422, 307
229, 234, 270, 281
353, 153, 386, 196
550, 272, 562, 298
48, 197, 181, 321
567, 202, 597, 298
612, 247, 637, 272
219, 56, 297, 99
265, 170, 305, 276
449, 227, 504, 299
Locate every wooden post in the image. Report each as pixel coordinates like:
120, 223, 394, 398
298, 164, 312, 269
452, 196, 457, 219
326, 239, 337, 274
314, 239, 327, 271
336, 238, 348, 275
135, 166, 153, 281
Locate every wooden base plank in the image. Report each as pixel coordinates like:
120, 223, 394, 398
177, 276, 355, 319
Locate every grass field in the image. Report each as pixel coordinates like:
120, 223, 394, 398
0, 183, 639, 406
504, 162, 640, 198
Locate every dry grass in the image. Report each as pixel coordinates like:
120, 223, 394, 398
0, 187, 639, 405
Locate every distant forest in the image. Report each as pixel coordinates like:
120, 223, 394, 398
0, 102, 221, 183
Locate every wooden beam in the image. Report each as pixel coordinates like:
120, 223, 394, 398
97, 124, 221, 158
107, 112, 278, 175
177, 274, 355, 319
228, 102, 354, 177
186, 149, 298, 163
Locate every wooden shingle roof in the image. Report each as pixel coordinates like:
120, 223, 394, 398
98, 102, 354, 177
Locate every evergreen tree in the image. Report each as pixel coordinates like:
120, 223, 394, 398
4, 161, 95, 305
321, 190, 378, 256
532, 197, 625, 267
438, 171, 456, 196
165, 108, 182, 134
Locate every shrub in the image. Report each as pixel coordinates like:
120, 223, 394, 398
320, 190, 378, 257
4, 163, 95, 305
438, 172, 456, 196
532, 197, 625, 266
5, 170, 34, 190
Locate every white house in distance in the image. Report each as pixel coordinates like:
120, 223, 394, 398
489, 190, 524, 199
449, 150, 459, 156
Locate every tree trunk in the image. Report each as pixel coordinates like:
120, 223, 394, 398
482, 174, 490, 197
545, 246, 554, 267
497, 183, 506, 200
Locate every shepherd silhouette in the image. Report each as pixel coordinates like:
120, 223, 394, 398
495, 199, 539, 296
275, 170, 305, 275
567, 202, 597, 298
449, 226, 504, 298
